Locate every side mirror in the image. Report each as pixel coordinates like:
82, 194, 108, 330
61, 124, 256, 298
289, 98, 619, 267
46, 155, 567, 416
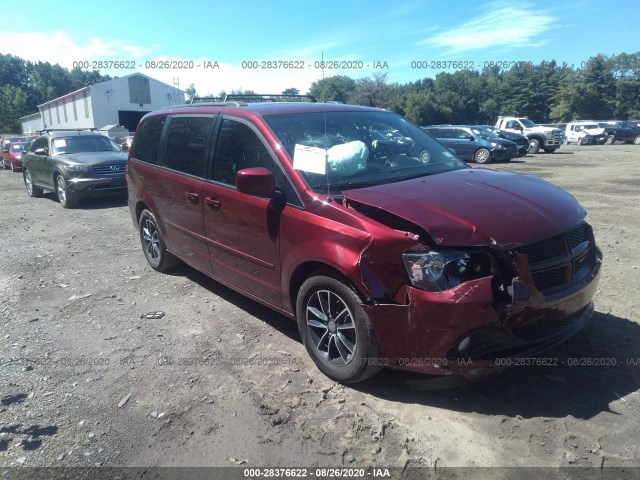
34, 148, 47, 155
236, 167, 275, 196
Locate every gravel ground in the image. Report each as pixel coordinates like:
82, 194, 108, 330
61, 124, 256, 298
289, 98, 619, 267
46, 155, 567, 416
1, 144, 639, 477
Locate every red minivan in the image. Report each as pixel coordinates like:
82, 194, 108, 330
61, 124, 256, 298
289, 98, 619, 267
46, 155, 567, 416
126, 100, 602, 385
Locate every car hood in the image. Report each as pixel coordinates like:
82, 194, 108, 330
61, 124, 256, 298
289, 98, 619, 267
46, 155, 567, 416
57, 151, 127, 164
343, 168, 585, 249
485, 137, 516, 147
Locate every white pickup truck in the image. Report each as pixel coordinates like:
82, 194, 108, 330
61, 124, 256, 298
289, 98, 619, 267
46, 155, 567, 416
495, 116, 564, 154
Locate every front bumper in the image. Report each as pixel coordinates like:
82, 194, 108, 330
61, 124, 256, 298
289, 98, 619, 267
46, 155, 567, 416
580, 134, 607, 145
67, 176, 127, 197
363, 247, 602, 381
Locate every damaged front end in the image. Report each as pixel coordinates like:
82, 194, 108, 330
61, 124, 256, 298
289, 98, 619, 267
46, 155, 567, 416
348, 199, 603, 381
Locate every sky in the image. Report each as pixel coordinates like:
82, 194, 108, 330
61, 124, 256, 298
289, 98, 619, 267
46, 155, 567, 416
1, 0, 639, 98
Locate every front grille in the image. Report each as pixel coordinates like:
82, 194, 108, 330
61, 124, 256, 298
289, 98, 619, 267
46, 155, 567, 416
92, 163, 126, 177
516, 221, 594, 293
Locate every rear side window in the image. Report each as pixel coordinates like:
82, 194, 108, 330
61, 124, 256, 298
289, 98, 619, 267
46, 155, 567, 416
131, 116, 166, 164
161, 116, 212, 177
439, 128, 454, 138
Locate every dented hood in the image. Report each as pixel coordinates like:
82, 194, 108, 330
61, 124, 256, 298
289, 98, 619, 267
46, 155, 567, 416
343, 168, 585, 248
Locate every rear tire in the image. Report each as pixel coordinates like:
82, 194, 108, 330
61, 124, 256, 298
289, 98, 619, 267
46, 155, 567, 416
605, 135, 615, 145
139, 209, 180, 271
634, 135, 640, 145
296, 274, 382, 383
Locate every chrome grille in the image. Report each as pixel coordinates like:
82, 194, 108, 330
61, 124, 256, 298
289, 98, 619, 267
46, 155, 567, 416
92, 163, 126, 177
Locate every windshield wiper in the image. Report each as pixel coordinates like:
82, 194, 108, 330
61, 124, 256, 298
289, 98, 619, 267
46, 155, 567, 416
310, 182, 376, 191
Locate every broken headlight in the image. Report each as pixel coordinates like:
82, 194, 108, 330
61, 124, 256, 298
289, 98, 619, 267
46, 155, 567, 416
402, 250, 494, 291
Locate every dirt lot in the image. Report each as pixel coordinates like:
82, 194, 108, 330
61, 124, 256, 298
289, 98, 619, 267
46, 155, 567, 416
1, 144, 639, 476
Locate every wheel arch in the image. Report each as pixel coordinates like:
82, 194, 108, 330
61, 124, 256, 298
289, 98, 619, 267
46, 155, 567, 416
288, 261, 367, 317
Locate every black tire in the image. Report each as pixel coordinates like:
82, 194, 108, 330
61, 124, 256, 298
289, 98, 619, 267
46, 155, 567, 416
634, 135, 640, 145
3, 161, 8, 170
418, 149, 431, 162
577, 137, 584, 146
543, 147, 557, 153
55, 174, 78, 208
528, 138, 541, 154
139, 209, 180, 271
296, 274, 382, 383
474, 147, 491, 164
24, 168, 43, 197
10, 161, 16, 172
605, 135, 615, 145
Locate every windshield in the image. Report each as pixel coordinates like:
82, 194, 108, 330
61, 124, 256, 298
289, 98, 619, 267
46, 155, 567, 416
264, 111, 467, 192
520, 119, 536, 127
51, 135, 120, 155
11, 143, 26, 152
470, 127, 498, 139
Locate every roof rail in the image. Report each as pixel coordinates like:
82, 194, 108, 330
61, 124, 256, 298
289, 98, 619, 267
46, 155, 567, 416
36, 128, 98, 134
190, 96, 225, 104
223, 94, 317, 103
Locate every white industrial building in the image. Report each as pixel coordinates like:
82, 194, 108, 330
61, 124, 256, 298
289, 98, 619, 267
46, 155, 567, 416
21, 73, 185, 134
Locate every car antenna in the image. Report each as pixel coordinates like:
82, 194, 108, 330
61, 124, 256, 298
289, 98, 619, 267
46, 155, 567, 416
323, 101, 332, 202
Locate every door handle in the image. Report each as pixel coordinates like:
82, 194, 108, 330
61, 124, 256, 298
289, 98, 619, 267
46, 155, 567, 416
185, 192, 200, 203
205, 197, 221, 210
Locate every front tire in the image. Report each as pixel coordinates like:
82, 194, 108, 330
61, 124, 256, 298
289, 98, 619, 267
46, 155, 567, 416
139, 209, 180, 271
474, 148, 491, 164
24, 168, 43, 197
296, 274, 382, 383
634, 135, 640, 145
528, 138, 541, 154
55, 174, 78, 208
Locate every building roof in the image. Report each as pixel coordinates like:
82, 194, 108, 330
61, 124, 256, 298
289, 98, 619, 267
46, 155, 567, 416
36, 72, 183, 108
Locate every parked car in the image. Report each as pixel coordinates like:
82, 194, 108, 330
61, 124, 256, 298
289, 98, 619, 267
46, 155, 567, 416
127, 100, 602, 385
370, 129, 413, 156
465, 126, 521, 159
2, 141, 27, 171
22, 129, 128, 208
603, 121, 640, 145
495, 117, 564, 154
474, 125, 529, 157
564, 121, 607, 145
422, 125, 515, 163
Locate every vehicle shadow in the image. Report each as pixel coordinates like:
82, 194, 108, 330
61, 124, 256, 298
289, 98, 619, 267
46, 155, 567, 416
169, 265, 301, 342
38, 192, 128, 210
354, 310, 640, 420
163, 264, 639, 420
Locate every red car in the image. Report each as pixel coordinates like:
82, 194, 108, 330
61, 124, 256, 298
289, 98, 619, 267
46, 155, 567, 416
3, 141, 27, 172
126, 100, 602, 385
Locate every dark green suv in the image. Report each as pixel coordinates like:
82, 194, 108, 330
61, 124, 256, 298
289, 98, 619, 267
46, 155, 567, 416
22, 129, 128, 208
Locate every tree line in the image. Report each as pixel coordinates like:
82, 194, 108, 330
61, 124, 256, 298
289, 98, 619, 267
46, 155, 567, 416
308, 53, 640, 125
0, 54, 111, 133
1, 52, 639, 133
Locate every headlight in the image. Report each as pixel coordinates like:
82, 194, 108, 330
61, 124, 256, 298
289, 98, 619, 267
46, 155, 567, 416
62, 164, 87, 172
402, 250, 494, 291
491, 142, 505, 149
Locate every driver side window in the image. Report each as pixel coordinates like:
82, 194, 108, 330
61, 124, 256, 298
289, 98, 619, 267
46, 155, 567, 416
213, 118, 276, 186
